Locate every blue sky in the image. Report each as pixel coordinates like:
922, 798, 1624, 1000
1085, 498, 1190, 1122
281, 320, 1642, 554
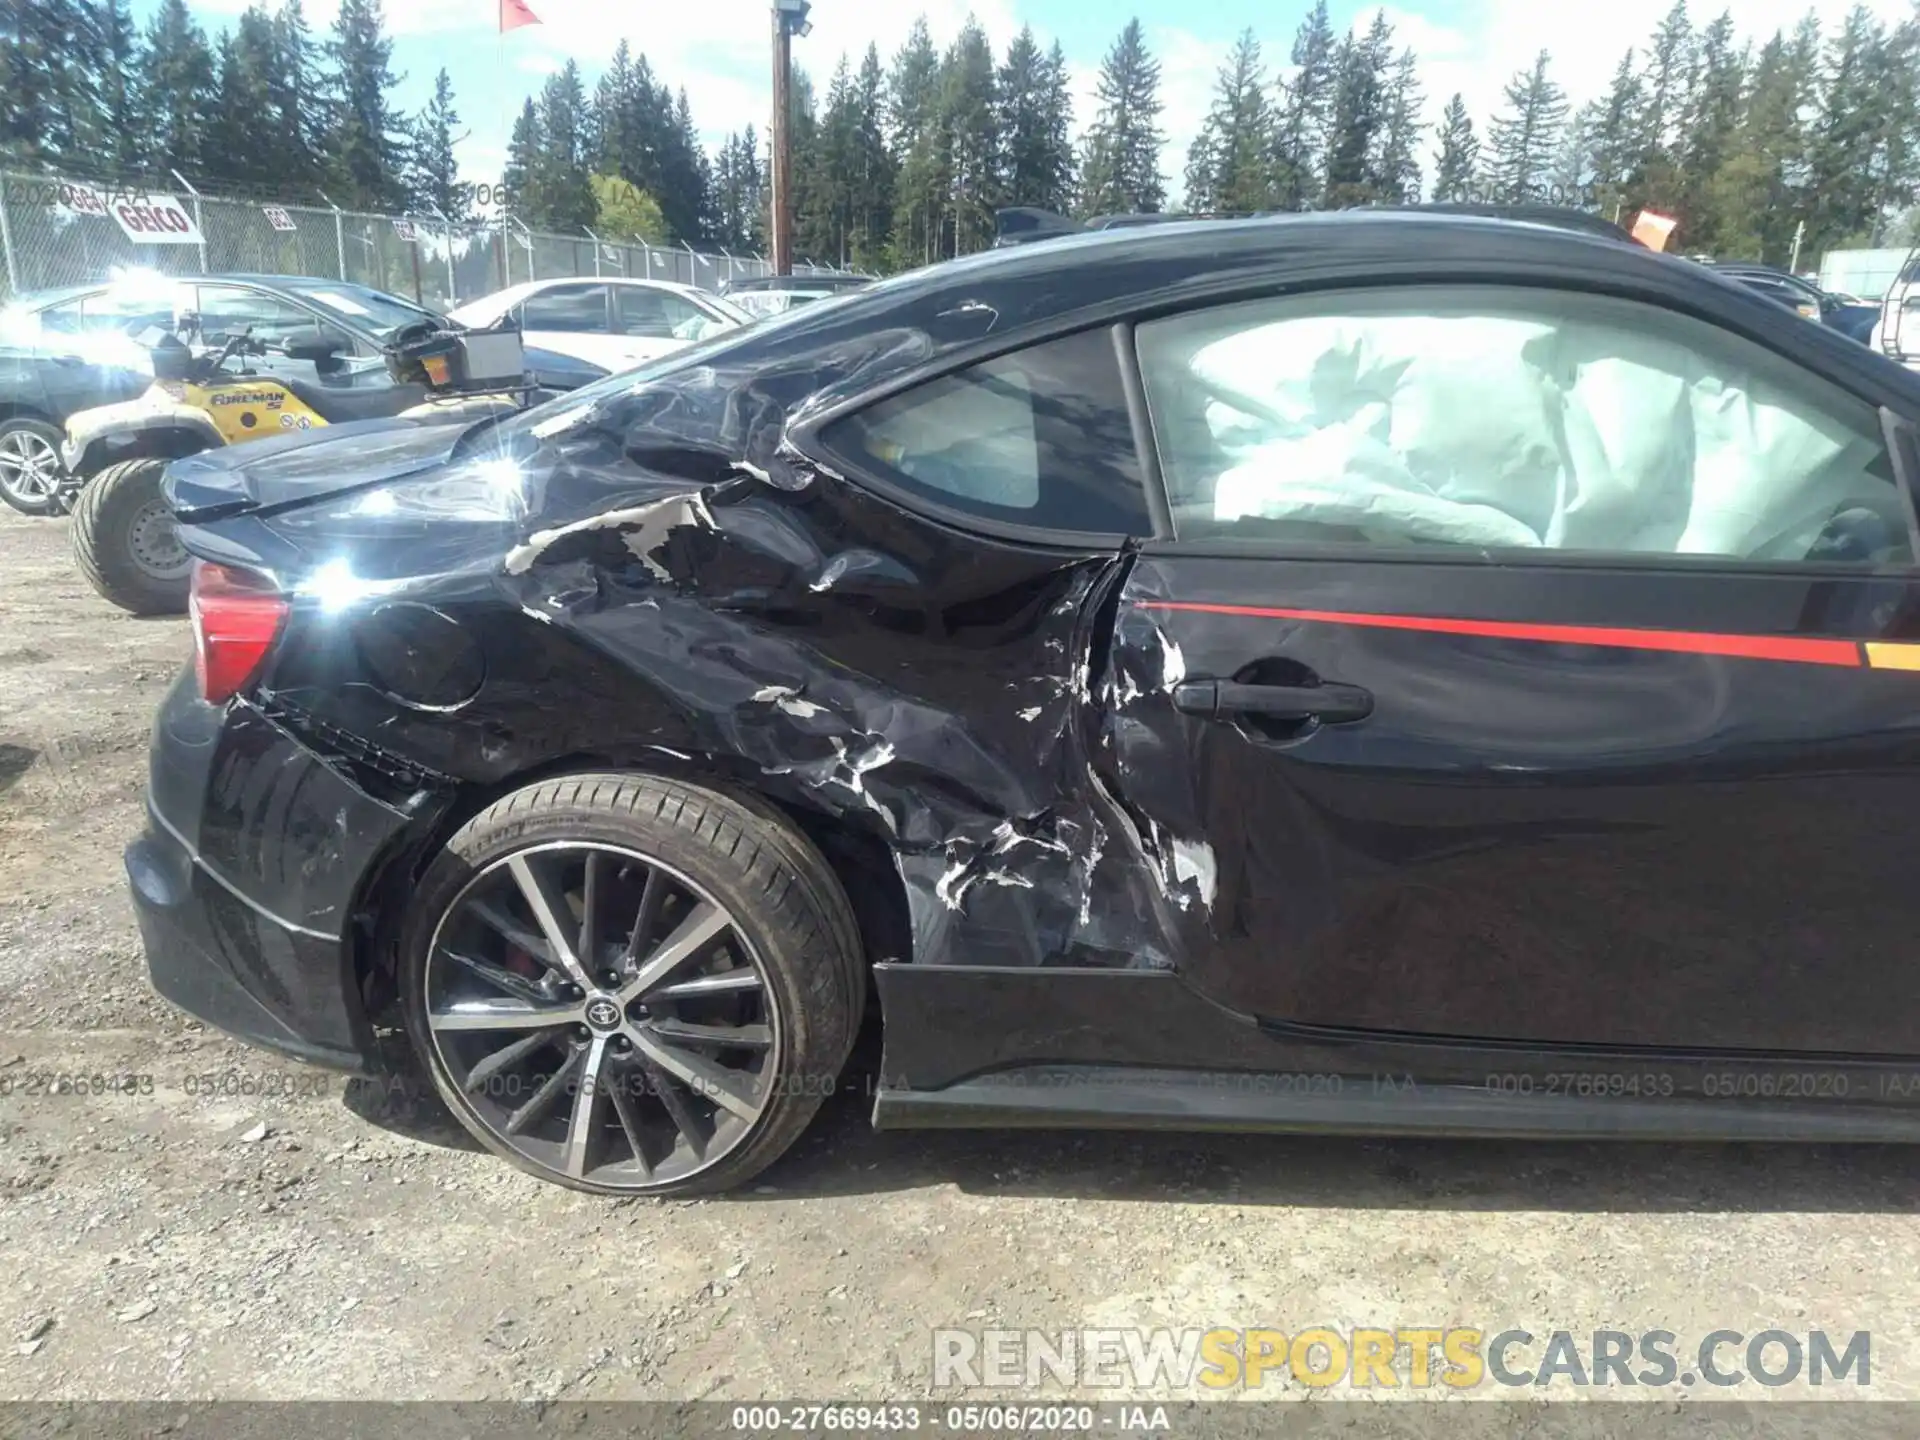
149, 0, 1915, 192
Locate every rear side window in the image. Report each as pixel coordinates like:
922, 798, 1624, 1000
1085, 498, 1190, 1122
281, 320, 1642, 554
1136, 286, 1911, 566
821, 327, 1149, 536
521, 285, 610, 333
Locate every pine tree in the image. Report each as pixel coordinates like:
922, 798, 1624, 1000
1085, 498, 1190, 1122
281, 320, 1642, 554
1586, 50, 1644, 210
1483, 50, 1569, 201
532, 60, 596, 233
1806, 7, 1887, 250
75, 0, 144, 176
659, 88, 713, 244
1431, 92, 1478, 202
850, 45, 897, 264
208, 8, 284, 194
997, 28, 1073, 213
144, 0, 218, 184
1184, 30, 1275, 214
889, 19, 947, 265
1079, 19, 1166, 215
269, 0, 328, 196
408, 69, 464, 219
1676, 11, 1746, 250
1272, 0, 1338, 209
502, 99, 541, 223
592, 43, 643, 189
1635, 0, 1696, 209
785, 69, 824, 260
941, 18, 999, 254
1551, 102, 1597, 201
323, 0, 408, 210
802, 55, 859, 263
1863, 8, 1920, 242
0, 0, 85, 170
1322, 12, 1395, 208
1372, 49, 1424, 202
712, 127, 765, 253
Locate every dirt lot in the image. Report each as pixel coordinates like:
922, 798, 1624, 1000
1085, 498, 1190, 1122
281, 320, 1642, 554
3, 505, 1920, 1415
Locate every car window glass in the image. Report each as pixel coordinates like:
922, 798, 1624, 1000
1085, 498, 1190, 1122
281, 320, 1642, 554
1136, 286, 1909, 565
33, 299, 84, 335
194, 286, 316, 346
521, 286, 609, 333
615, 287, 711, 339
822, 327, 1149, 536
81, 290, 180, 335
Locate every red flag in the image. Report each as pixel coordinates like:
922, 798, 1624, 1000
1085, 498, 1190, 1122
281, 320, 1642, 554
501, 0, 542, 32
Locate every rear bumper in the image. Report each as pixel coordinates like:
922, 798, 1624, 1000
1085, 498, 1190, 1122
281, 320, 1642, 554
125, 670, 421, 1074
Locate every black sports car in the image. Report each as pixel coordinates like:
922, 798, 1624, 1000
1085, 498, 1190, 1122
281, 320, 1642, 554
131, 211, 1920, 1196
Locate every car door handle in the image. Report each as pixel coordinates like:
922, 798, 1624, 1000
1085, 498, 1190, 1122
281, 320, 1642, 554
1172, 679, 1374, 724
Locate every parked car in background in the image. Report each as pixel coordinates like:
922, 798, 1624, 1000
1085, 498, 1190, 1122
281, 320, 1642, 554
1873, 251, 1920, 367
445, 278, 748, 373
131, 210, 1920, 1200
0, 281, 171, 513
1709, 261, 1879, 342
717, 272, 873, 318
58, 274, 606, 614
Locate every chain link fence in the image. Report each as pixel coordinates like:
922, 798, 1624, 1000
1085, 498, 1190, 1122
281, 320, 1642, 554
0, 172, 860, 309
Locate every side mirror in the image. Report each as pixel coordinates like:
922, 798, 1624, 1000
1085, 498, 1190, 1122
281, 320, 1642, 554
281, 326, 350, 362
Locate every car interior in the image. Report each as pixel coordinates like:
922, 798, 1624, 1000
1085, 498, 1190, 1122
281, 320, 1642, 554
1135, 288, 1912, 565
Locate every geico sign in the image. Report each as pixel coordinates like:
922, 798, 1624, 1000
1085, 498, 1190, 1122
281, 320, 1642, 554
110, 196, 204, 245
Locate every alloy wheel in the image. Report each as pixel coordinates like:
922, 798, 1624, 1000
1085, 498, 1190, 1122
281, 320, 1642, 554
0, 429, 63, 507
422, 841, 780, 1189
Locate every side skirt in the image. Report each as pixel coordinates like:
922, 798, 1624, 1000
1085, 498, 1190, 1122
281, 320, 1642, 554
873, 1063, 1920, 1141
871, 963, 1920, 1142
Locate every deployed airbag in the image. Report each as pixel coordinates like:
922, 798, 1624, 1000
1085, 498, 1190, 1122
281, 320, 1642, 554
1161, 294, 1897, 560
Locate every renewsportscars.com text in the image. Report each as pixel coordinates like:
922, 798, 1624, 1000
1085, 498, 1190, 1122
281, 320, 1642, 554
933, 1327, 1871, 1391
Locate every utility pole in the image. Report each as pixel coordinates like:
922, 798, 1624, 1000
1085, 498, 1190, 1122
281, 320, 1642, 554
1790, 219, 1806, 275
770, 0, 811, 276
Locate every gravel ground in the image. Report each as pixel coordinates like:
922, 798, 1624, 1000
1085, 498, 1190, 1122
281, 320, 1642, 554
3, 505, 1920, 1418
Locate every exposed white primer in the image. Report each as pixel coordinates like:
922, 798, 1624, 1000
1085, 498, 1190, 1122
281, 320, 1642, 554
502, 492, 714, 578
1015, 706, 1043, 723
1160, 633, 1188, 690
751, 684, 827, 719
530, 404, 593, 439
733, 460, 772, 484
1170, 838, 1218, 908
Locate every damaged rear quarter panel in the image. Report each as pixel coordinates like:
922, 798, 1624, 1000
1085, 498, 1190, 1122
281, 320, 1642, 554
233, 305, 1192, 975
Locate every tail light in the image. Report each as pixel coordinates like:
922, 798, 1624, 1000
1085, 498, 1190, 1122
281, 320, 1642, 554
190, 561, 288, 703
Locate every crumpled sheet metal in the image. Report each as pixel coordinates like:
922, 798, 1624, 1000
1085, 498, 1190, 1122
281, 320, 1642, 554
477, 305, 1179, 972
497, 478, 1178, 972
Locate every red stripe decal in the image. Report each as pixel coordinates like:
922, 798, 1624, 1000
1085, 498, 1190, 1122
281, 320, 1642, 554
1135, 601, 1865, 668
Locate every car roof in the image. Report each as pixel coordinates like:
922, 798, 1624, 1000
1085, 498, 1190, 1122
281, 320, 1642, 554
724, 274, 869, 293
4, 283, 102, 310
450, 275, 717, 312
647, 209, 1920, 414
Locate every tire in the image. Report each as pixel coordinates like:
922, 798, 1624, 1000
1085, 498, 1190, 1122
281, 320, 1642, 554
0, 417, 67, 516
71, 458, 194, 615
399, 772, 865, 1196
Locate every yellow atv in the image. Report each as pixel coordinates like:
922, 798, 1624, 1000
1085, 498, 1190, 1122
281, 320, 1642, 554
62, 320, 571, 615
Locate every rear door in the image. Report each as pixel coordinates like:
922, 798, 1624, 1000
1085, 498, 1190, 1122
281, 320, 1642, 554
516, 283, 623, 368
1106, 279, 1920, 1057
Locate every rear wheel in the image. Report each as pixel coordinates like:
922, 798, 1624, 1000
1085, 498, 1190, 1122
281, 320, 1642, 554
71, 459, 193, 615
0, 418, 67, 516
399, 774, 865, 1196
